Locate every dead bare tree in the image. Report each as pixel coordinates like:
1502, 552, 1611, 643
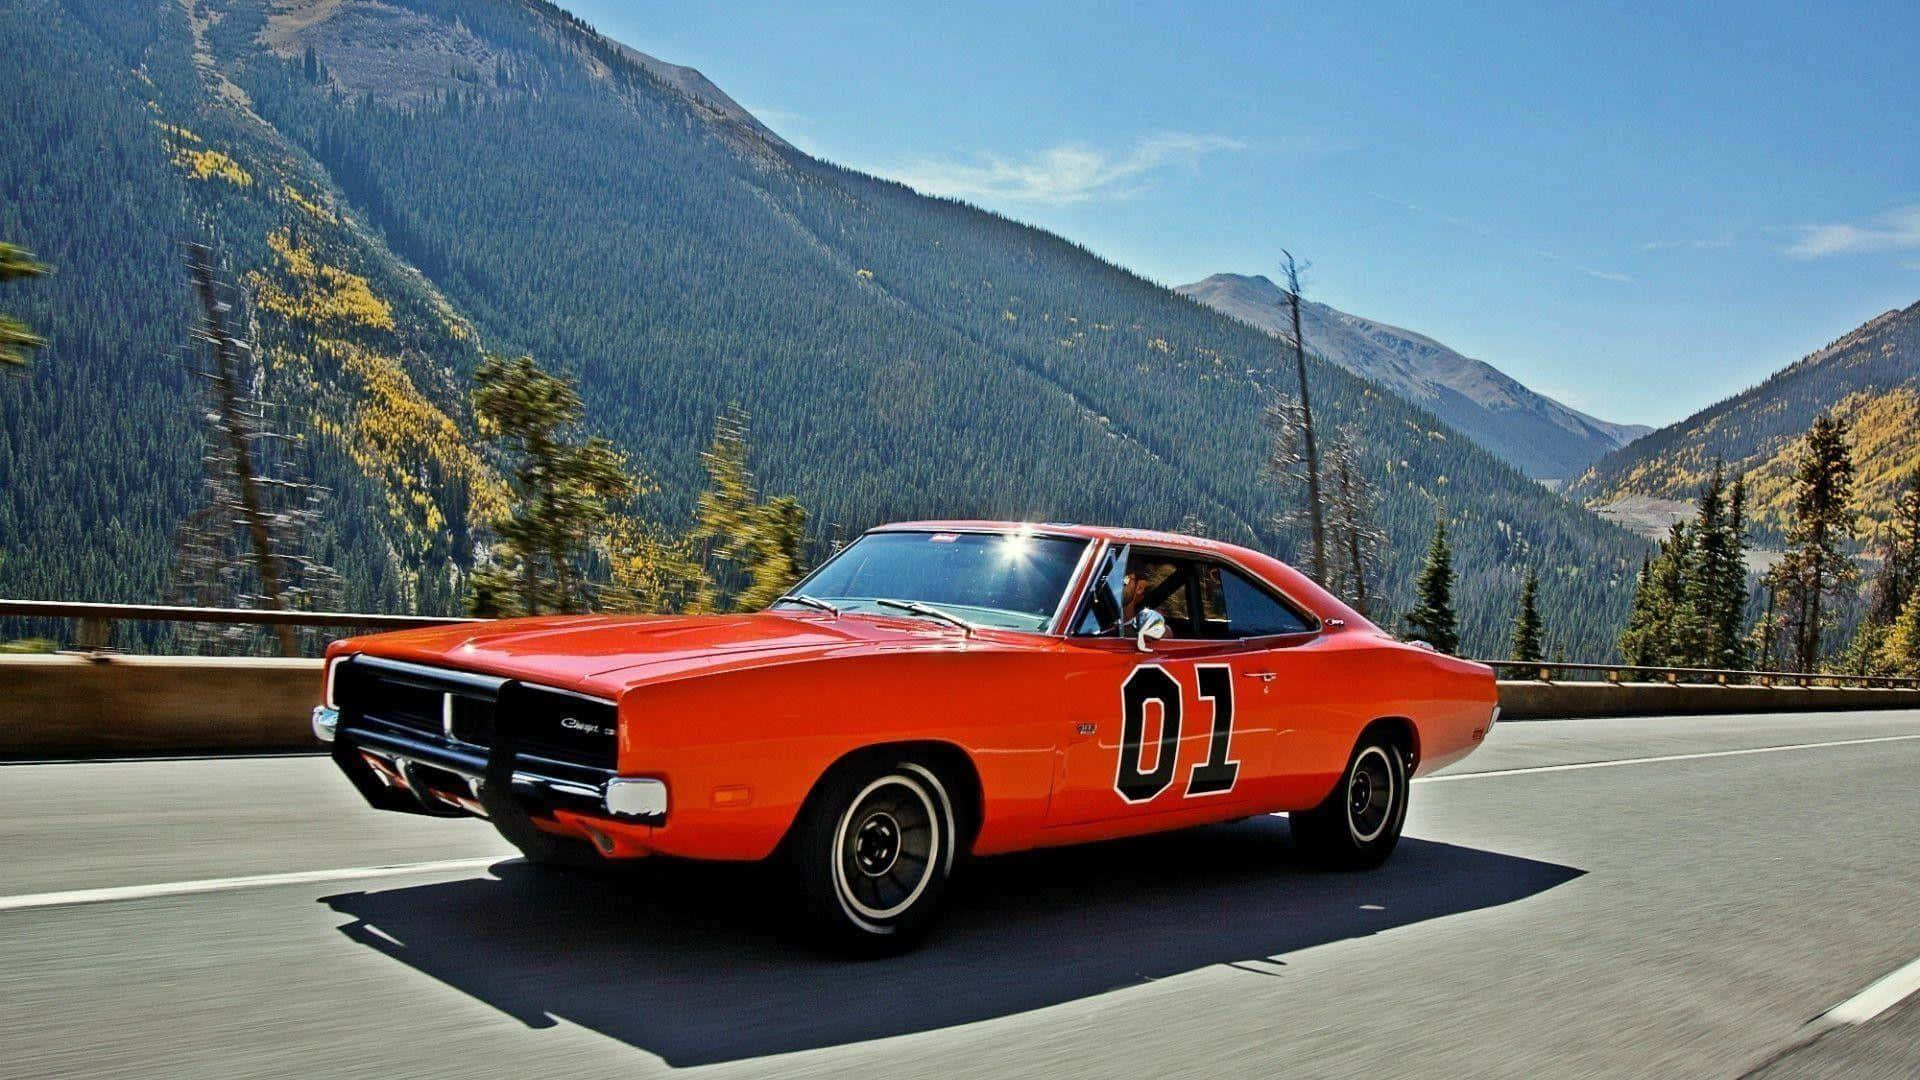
1279, 251, 1326, 580
171, 243, 336, 654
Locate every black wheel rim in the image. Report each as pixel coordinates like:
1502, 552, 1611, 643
835, 776, 938, 920
1347, 746, 1395, 843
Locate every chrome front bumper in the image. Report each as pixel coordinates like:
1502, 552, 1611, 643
324, 706, 666, 825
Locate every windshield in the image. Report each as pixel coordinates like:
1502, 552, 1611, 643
774, 530, 1090, 631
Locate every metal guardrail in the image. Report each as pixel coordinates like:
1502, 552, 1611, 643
0, 599, 477, 650
1478, 659, 1920, 691
3, 601, 1914, 690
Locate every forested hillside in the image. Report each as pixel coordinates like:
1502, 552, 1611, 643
1572, 300, 1920, 539
0, 0, 1650, 657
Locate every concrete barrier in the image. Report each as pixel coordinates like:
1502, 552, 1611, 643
1, 654, 322, 758
1495, 679, 1920, 721
1, 655, 1916, 758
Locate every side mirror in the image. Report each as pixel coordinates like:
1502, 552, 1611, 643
1134, 608, 1169, 652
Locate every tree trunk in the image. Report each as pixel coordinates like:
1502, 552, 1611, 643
187, 245, 296, 656
1282, 251, 1326, 581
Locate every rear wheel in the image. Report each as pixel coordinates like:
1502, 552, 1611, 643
1291, 732, 1409, 869
788, 758, 958, 956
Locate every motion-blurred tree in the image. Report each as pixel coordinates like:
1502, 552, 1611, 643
1843, 469, 1920, 676
687, 406, 808, 612
1405, 519, 1458, 654
1277, 250, 1325, 581
1879, 590, 1920, 678
1, 242, 48, 367
469, 353, 638, 616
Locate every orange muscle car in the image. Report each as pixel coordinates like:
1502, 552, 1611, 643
316, 521, 1498, 952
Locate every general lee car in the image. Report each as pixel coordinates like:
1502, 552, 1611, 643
315, 521, 1498, 952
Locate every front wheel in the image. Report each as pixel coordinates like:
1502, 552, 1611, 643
1290, 734, 1409, 869
788, 759, 958, 956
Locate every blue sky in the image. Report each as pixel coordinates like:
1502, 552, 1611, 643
568, 1, 1920, 427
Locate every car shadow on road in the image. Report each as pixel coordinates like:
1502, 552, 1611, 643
321, 817, 1581, 1066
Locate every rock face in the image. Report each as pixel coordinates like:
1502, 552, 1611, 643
1177, 273, 1650, 480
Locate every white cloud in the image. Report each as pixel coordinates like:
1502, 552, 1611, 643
1781, 205, 1920, 259
1579, 266, 1633, 284
1640, 236, 1734, 252
884, 132, 1246, 206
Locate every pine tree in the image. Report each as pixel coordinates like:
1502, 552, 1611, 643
1510, 565, 1544, 663
1715, 475, 1752, 668
1, 242, 48, 367
468, 353, 638, 616
1620, 556, 1659, 665
1618, 520, 1705, 667
1767, 413, 1858, 671
1685, 461, 1750, 669
1405, 518, 1458, 654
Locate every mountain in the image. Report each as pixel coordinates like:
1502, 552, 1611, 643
1177, 273, 1651, 480
1571, 299, 1920, 538
0, 0, 1650, 659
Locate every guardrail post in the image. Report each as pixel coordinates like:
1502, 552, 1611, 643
78, 616, 110, 652
1606, 668, 1620, 684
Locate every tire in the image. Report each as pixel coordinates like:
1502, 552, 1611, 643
1290, 732, 1410, 869
788, 758, 959, 956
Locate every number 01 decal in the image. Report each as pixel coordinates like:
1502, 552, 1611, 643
1114, 664, 1239, 803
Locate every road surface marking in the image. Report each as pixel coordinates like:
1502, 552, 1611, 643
9, 734, 1919, 912
1817, 954, 1920, 1027
1418, 733, 1920, 784
0, 858, 501, 913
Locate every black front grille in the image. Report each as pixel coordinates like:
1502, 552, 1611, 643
335, 656, 616, 772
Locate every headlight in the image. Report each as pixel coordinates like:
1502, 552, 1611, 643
311, 705, 340, 743
322, 655, 344, 709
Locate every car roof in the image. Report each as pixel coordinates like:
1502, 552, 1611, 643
871, 519, 1242, 556
864, 520, 1376, 636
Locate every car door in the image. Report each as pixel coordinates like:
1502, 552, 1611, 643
1044, 549, 1296, 828
1186, 558, 1337, 811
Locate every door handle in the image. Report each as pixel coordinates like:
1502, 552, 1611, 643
1244, 671, 1277, 682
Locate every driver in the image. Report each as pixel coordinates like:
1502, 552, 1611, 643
1122, 570, 1150, 623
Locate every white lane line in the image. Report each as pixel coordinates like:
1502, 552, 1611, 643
1418, 732, 1920, 783
0, 857, 501, 913
1818, 954, 1920, 1026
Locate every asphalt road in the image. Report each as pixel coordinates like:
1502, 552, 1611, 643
3, 710, 1918, 1078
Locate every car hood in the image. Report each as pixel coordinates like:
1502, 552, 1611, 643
342, 611, 998, 696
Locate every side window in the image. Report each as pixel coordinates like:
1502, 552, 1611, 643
1192, 562, 1315, 638
1124, 555, 1195, 637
